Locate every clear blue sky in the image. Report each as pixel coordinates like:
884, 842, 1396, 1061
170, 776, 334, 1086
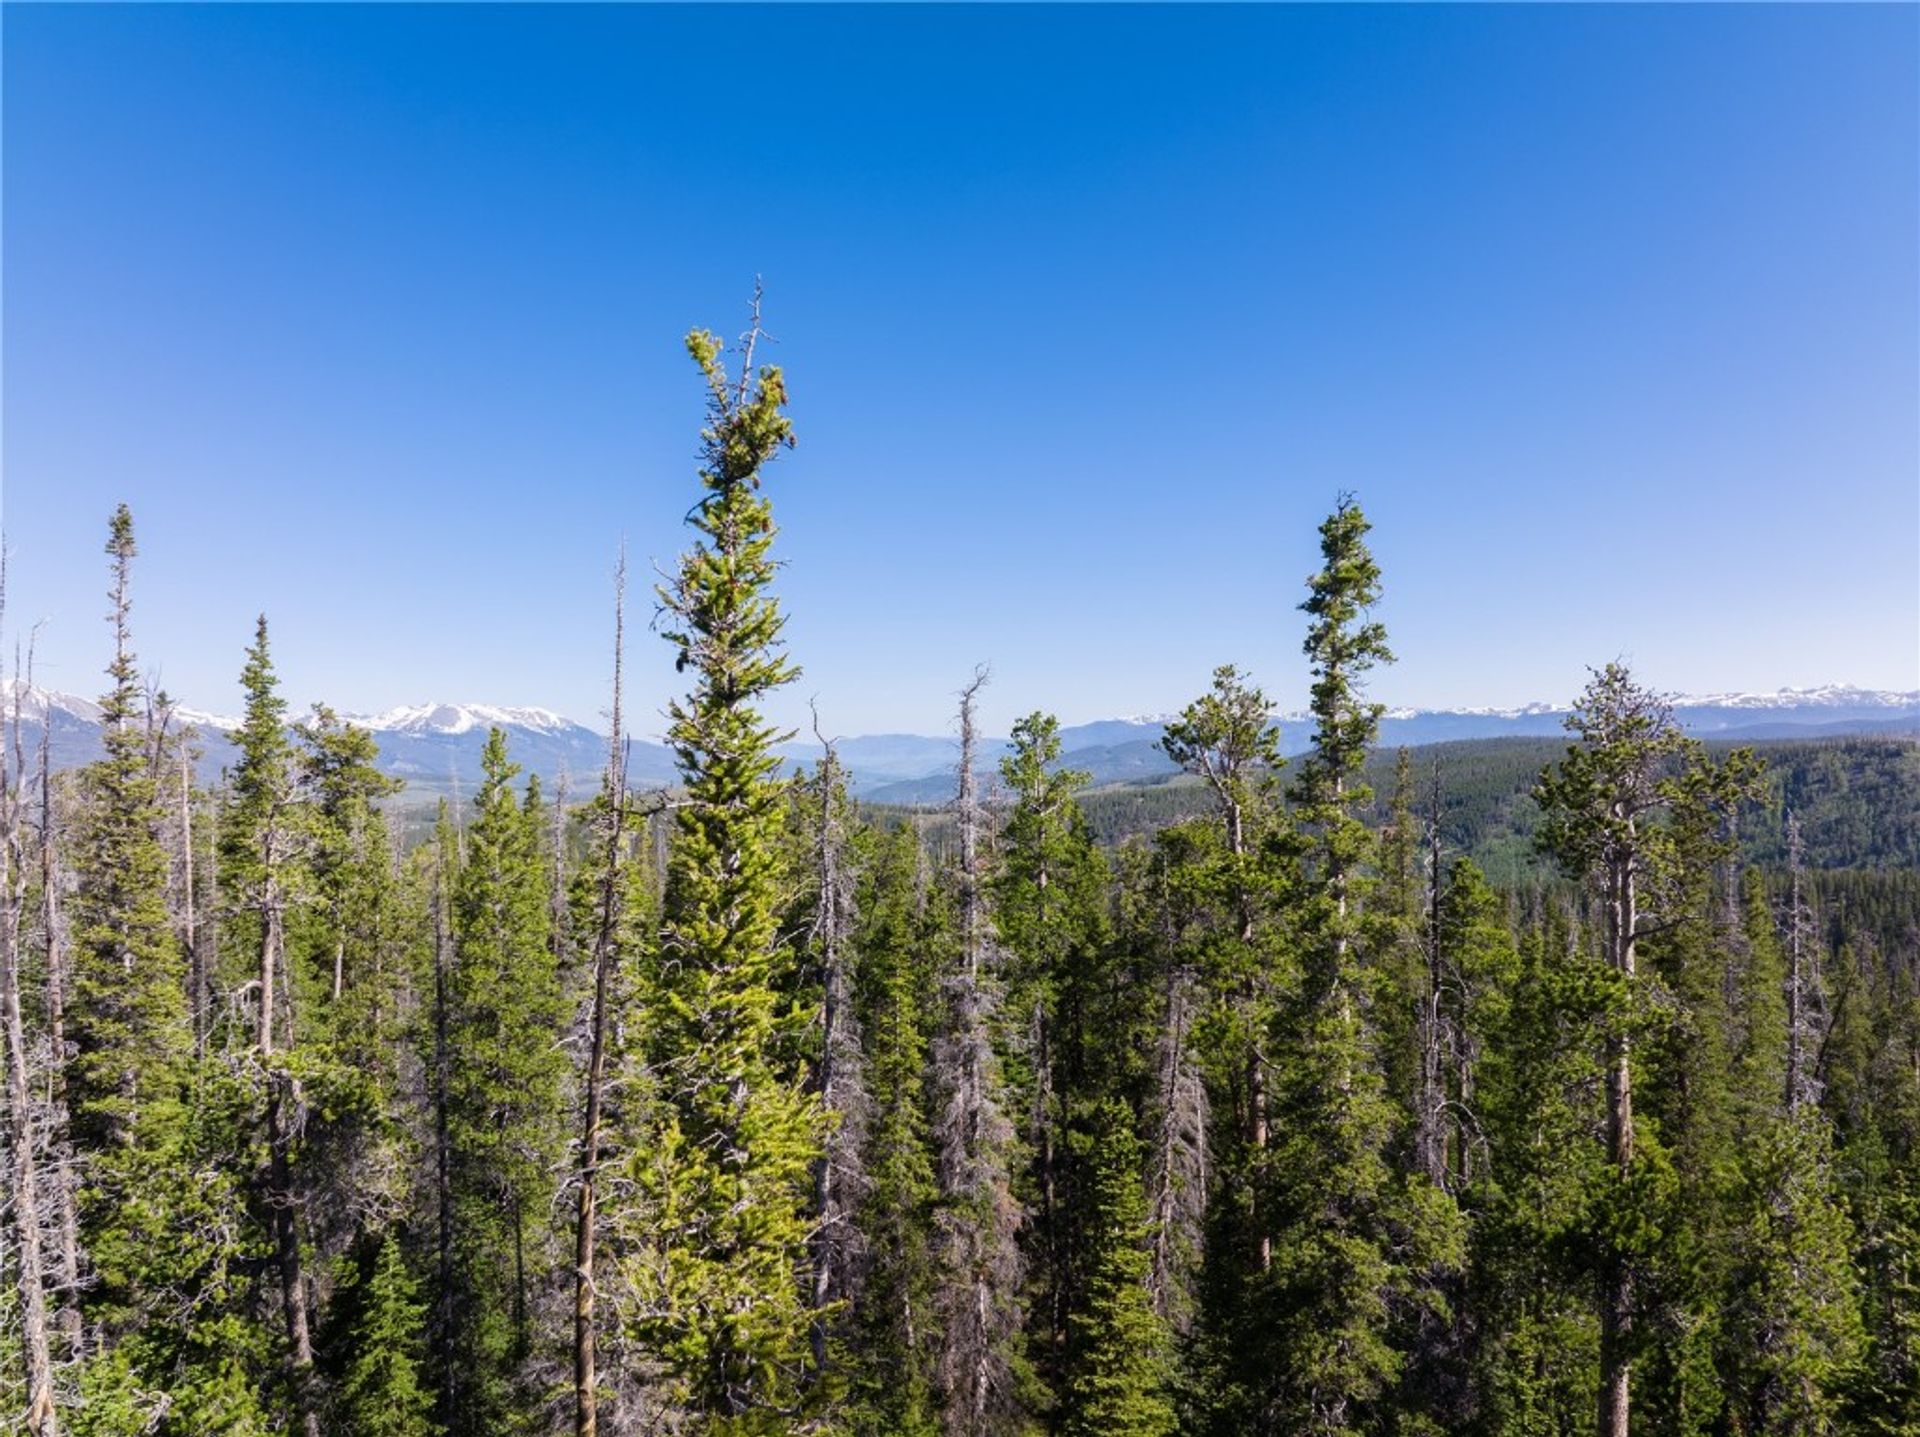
5, 4, 1915, 737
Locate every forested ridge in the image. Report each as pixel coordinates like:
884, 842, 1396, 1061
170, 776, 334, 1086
2, 319, 1916, 1437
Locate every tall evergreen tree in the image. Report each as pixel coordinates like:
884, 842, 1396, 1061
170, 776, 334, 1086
995, 710, 1112, 1401
1159, 660, 1284, 1391
68, 507, 190, 1156
630, 304, 825, 1431
846, 823, 942, 1437
1260, 495, 1462, 1434
68, 508, 269, 1434
1535, 662, 1760, 1437
219, 615, 323, 1437
443, 729, 563, 1433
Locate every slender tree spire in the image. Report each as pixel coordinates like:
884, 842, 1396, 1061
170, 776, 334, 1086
575, 546, 629, 1437
635, 292, 826, 1429
221, 614, 321, 1437
933, 668, 1029, 1437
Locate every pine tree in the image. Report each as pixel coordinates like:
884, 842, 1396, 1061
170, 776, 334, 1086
68, 507, 269, 1433
1469, 904, 1606, 1435
443, 729, 563, 1432
630, 301, 825, 1431
294, 704, 413, 1262
339, 1233, 436, 1437
1852, 1174, 1920, 1435
220, 614, 324, 1436
995, 710, 1111, 1400
68, 506, 190, 1156
1723, 1112, 1864, 1434
1061, 1100, 1175, 1437
846, 823, 942, 1437
1158, 660, 1284, 1384
1535, 662, 1760, 1437
1257, 496, 1462, 1435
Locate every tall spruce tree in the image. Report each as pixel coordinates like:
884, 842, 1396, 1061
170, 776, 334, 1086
995, 710, 1112, 1401
219, 615, 324, 1437
443, 729, 563, 1433
1159, 664, 1282, 1314
1260, 495, 1462, 1434
69, 508, 269, 1435
631, 304, 825, 1431
846, 823, 942, 1436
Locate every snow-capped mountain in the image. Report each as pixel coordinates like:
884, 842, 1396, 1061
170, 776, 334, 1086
356, 702, 576, 736
331, 703, 679, 793
6, 684, 1914, 802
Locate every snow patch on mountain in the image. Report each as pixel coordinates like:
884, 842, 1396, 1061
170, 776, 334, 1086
355, 702, 579, 736
1674, 685, 1919, 710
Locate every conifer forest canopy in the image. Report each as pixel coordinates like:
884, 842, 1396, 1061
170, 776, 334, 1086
1, 317, 1917, 1437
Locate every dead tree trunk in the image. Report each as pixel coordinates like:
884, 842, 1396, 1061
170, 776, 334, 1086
431, 830, 457, 1426
258, 843, 320, 1437
574, 555, 628, 1437
4, 659, 60, 1434
1783, 811, 1824, 1114
808, 716, 869, 1373
36, 715, 81, 1348
1145, 935, 1207, 1331
1415, 766, 1448, 1189
1600, 831, 1637, 1437
933, 669, 1024, 1437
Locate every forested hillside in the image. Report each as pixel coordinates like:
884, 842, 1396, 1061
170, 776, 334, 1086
2, 321, 1915, 1437
1057, 735, 1920, 881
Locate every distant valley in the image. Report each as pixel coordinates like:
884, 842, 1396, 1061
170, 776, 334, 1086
12, 683, 1917, 803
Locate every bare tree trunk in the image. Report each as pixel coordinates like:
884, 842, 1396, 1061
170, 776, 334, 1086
37, 717, 81, 1347
4, 663, 60, 1435
575, 555, 627, 1437
1146, 950, 1207, 1330
934, 669, 1024, 1437
1783, 811, 1823, 1114
1600, 848, 1636, 1437
1221, 798, 1271, 1274
259, 865, 321, 1437
431, 835, 457, 1425
808, 719, 869, 1373
1416, 774, 1447, 1188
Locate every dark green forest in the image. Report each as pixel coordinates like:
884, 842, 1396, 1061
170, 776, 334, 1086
3, 323, 1916, 1437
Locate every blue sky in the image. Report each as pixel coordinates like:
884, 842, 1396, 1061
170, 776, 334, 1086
4, 4, 1915, 737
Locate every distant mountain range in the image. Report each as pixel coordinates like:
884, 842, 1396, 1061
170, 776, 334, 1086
10, 684, 1916, 805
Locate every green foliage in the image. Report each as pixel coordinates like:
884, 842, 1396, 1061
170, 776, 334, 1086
630, 315, 825, 1431
68, 504, 191, 1155
1250, 497, 1463, 1435
844, 825, 942, 1436
23, 380, 1920, 1437
1061, 1101, 1175, 1437
338, 1233, 437, 1437
1722, 1112, 1865, 1434
442, 729, 563, 1432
